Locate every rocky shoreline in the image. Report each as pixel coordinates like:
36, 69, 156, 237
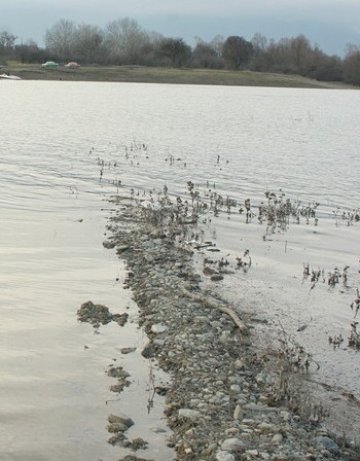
104, 194, 359, 461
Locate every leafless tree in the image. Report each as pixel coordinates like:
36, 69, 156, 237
343, 44, 360, 85
103, 18, 148, 64
45, 19, 76, 61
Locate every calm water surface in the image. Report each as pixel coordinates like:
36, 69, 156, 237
1, 80, 359, 458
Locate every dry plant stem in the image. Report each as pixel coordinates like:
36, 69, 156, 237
180, 286, 248, 333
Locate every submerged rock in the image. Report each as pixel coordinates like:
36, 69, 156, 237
211, 274, 224, 282
103, 239, 116, 249
77, 301, 112, 327
118, 456, 153, 461
107, 366, 131, 392
77, 301, 128, 328
108, 413, 134, 429
129, 437, 148, 451
108, 422, 129, 433
141, 342, 156, 359
120, 347, 137, 354
107, 367, 130, 379
112, 312, 129, 326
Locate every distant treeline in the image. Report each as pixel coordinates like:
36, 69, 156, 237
1, 18, 360, 85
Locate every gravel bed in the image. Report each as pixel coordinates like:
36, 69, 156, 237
107, 197, 359, 461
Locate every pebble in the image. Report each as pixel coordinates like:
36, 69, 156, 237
178, 408, 201, 420
271, 433, 283, 444
230, 384, 241, 392
244, 403, 278, 413
151, 427, 167, 433
153, 338, 165, 346
216, 450, 235, 461
221, 437, 246, 452
257, 422, 276, 432
120, 347, 136, 354
314, 436, 339, 453
151, 323, 168, 334
234, 359, 245, 370
107, 422, 129, 433
108, 413, 134, 428
233, 404, 242, 419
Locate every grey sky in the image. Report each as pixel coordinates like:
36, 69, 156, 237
1, 0, 360, 55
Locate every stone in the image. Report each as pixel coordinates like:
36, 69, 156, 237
225, 427, 239, 435
107, 367, 130, 379
153, 338, 165, 346
107, 422, 129, 433
103, 240, 116, 249
211, 274, 224, 282
221, 438, 246, 452
257, 422, 276, 432
234, 359, 245, 370
77, 301, 113, 326
216, 451, 235, 461
230, 384, 241, 392
108, 413, 134, 428
271, 433, 283, 444
151, 427, 167, 433
178, 409, 201, 420
314, 436, 339, 453
244, 403, 278, 413
116, 245, 129, 254
120, 347, 136, 354
141, 343, 155, 359
151, 323, 167, 334
112, 313, 129, 326
233, 404, 242, 419
280, 411, 290, 421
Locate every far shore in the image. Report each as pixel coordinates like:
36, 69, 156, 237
1, 61, 356, 89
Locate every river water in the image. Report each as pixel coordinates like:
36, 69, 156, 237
0, 80, 359, 459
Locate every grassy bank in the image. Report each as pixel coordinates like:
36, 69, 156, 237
2, 61, 353, 89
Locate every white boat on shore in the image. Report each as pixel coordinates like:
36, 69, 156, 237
0, 73, 22, 80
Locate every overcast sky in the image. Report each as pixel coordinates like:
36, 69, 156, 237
1, 0, 360, 55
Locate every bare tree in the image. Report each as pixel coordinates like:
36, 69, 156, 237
290, 34, 312, 72
14, 39, 46, 63
73, 24, 103, 63
103, 18, 148, 64
343, 44, 360, 85
192, 37, 224, 68
45, 19, 76, 61
0, 30, 17, 56
251, 32, 268, 54
222, 36, 254, 69
158, 37, 191, 67
209, 35, 225, 58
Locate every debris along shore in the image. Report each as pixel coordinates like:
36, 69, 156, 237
105, 190, 358, 461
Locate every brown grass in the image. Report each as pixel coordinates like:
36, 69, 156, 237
3, 61, 354, 89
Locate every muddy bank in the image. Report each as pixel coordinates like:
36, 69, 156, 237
105, 194, 359, 461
